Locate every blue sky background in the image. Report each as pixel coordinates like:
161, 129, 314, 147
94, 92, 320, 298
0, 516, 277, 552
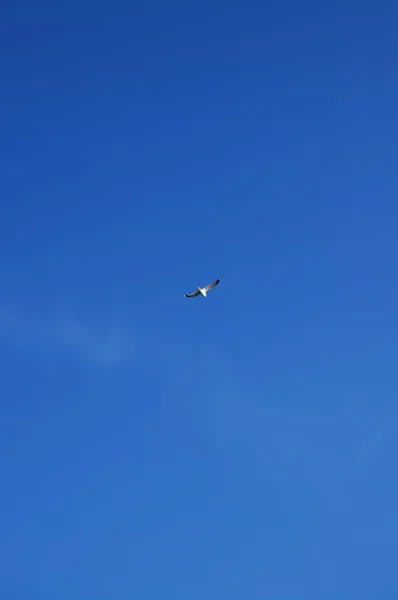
1, 1, 398, 598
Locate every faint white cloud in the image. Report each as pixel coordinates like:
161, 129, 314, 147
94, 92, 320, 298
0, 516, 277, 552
150, 337, 305, 470
149, 336, 372, 491
356, 428, 385, 467
0, 308, 134, 366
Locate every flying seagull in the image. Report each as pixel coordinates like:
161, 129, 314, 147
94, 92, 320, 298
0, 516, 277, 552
184, 278, 221, 298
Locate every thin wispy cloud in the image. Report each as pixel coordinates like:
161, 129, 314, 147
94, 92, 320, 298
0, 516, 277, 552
0, 309, 134, 366
149, 336, 372, 493
356, 427, 387, 467
150, 337, 306, 470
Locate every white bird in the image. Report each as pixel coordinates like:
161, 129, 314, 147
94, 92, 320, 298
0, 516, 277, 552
184, 278, 221, 298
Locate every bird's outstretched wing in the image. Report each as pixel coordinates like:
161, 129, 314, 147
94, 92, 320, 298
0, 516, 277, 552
203, 278, 221, 293
184, 290, 200, 298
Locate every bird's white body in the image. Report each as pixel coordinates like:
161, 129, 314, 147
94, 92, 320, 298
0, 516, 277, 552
184, 278, 221, 299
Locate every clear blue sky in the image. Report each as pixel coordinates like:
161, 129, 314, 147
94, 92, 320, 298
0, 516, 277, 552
1, 1, 398, 598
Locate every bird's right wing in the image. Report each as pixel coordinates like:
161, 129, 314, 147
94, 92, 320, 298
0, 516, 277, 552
203, 278, 221, 293
184, 290, 200, 298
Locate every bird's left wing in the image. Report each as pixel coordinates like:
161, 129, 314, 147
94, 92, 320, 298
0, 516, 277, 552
203, 278, 221, 293
184, 290, 200, 298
